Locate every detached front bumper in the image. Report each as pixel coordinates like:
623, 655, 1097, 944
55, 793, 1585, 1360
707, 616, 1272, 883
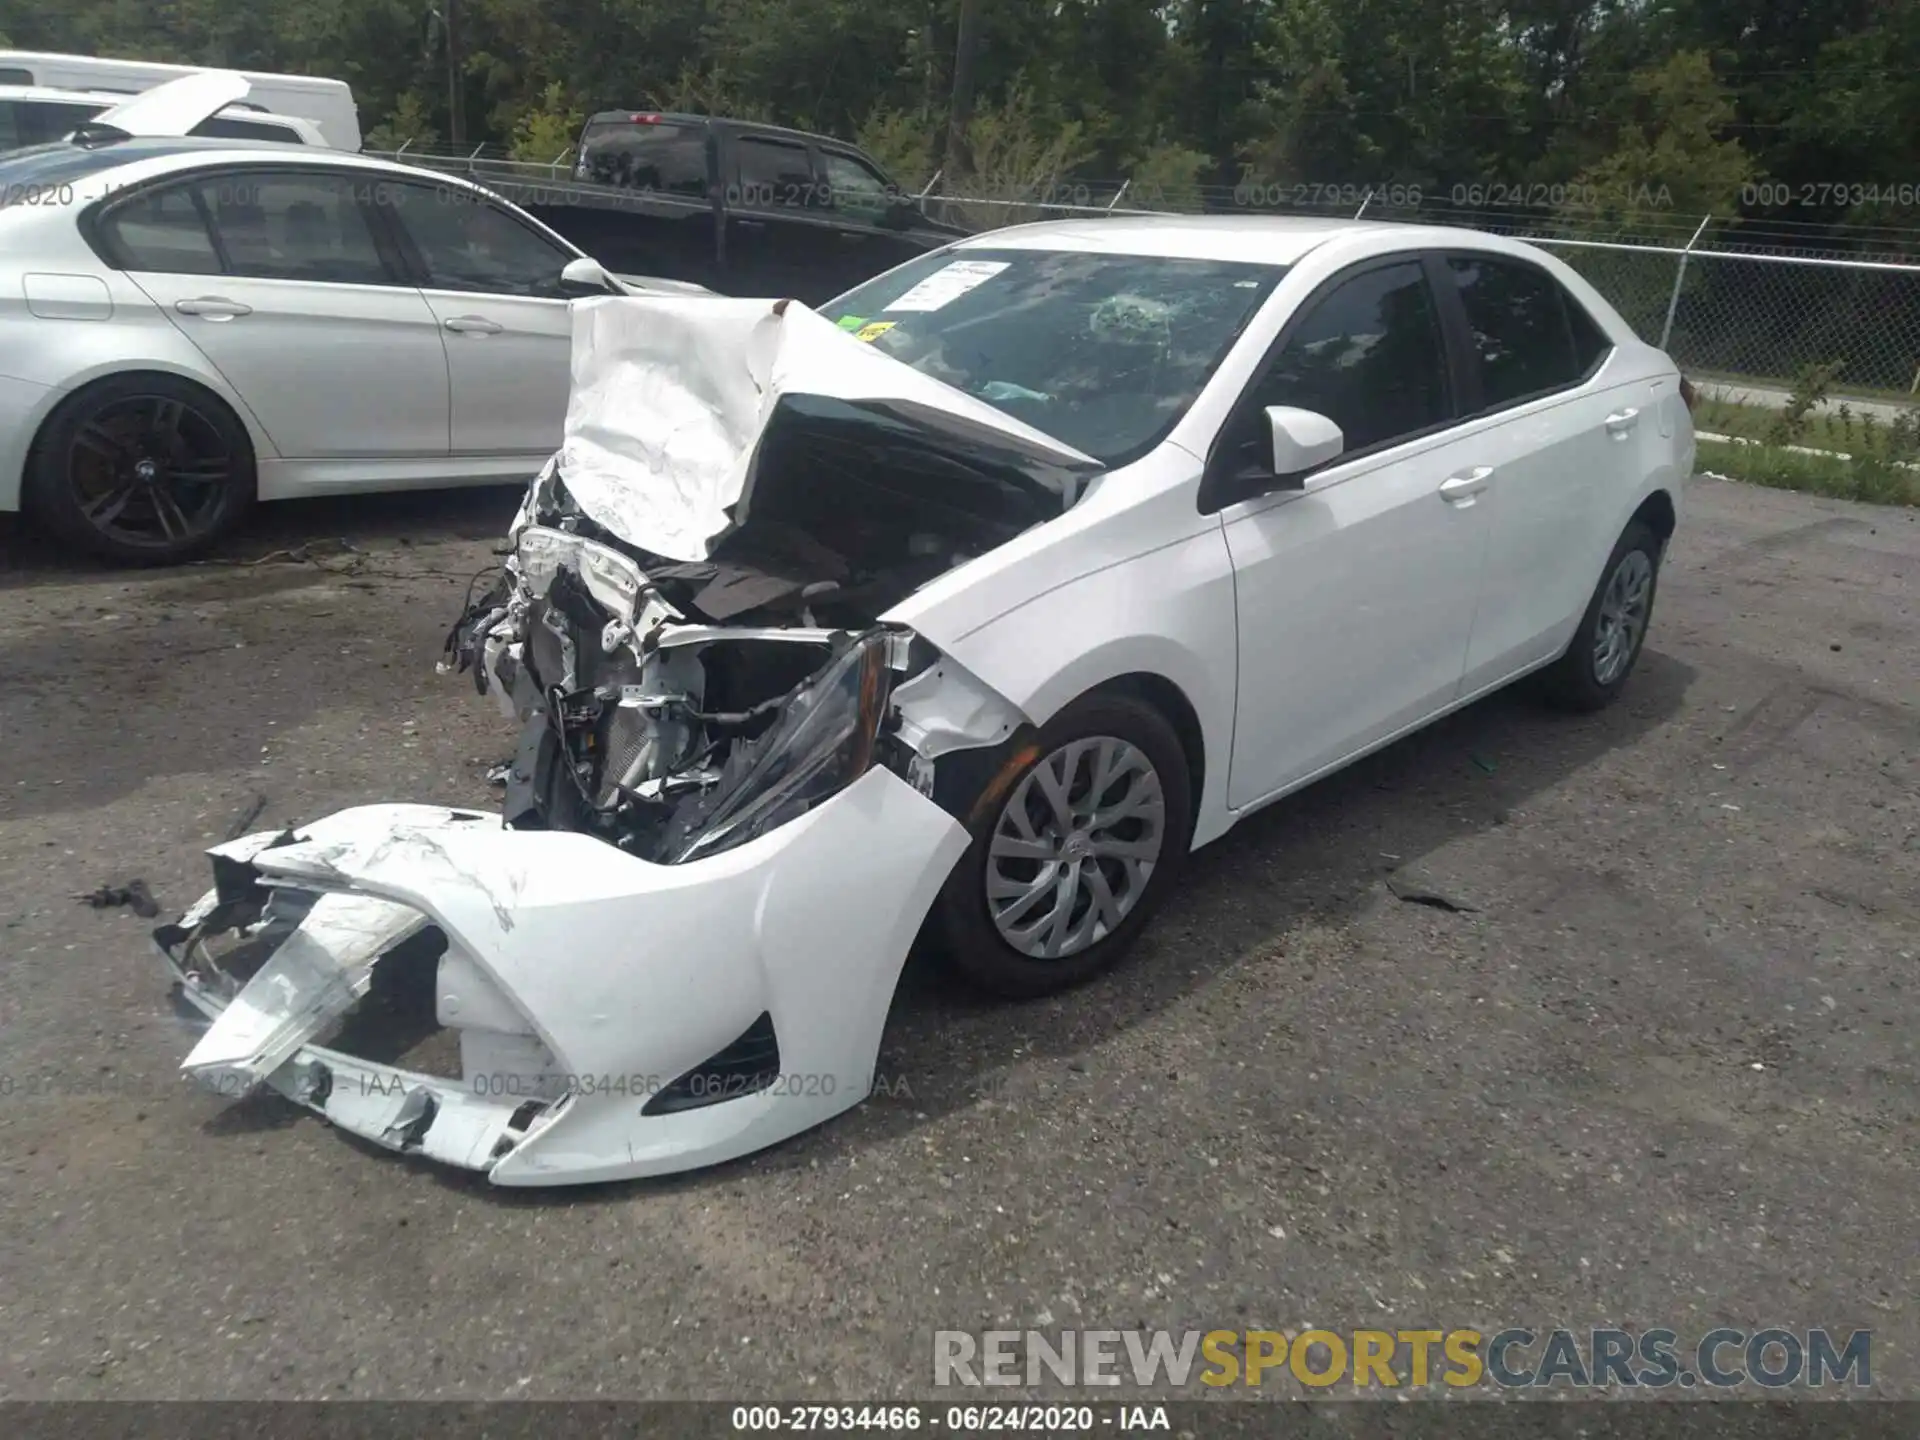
156, 770, 968, 1185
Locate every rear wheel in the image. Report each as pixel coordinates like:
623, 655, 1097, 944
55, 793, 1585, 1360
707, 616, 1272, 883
935, 691, 1193, 999
1540, 519, 1663, 711
25, 374, 255, 565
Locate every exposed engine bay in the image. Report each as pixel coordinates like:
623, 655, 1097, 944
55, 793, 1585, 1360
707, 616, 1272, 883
148, 294, 1109, 1183
446, 381, 1090, 865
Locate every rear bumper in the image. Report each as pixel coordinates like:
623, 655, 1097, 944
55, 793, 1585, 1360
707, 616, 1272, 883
155, 771, 969, 1186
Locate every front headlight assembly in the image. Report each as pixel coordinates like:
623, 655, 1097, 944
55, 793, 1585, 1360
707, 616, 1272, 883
667, 630, 895, 863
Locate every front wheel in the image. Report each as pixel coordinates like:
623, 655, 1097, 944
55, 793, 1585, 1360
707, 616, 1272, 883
24, 374, 256, 565
934, 691, 1194, 999
1540, 518, 1664, 712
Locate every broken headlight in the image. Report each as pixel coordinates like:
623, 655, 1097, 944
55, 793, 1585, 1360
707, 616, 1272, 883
669, 631, 893, 864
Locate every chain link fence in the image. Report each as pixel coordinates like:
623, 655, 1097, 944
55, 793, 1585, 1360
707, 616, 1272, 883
378, 143, 1920, 407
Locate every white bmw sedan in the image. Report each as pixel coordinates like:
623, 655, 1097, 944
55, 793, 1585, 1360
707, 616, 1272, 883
0, 114, 661, 562
154, 217, 1695, 1184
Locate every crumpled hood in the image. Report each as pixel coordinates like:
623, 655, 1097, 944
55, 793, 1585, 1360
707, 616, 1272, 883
557, 295, 1100, 562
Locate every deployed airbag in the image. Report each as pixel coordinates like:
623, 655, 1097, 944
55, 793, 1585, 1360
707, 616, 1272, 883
558, 295, 1099, 563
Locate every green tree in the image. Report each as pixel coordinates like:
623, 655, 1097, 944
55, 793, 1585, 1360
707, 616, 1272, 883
1562, 49, 1757, 235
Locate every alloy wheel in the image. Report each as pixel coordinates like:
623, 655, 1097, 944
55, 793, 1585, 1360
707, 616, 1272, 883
1591, 548, 1654, 686
66, 395, 235, 552
985, 735, 1166, 960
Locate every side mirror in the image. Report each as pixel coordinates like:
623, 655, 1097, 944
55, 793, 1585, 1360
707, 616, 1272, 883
558, 256, 622, 297
1264, 405, 1344, 487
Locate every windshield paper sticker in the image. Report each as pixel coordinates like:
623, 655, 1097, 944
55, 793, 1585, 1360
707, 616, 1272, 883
853, 320, 897, 343
883, 260, 1009, 313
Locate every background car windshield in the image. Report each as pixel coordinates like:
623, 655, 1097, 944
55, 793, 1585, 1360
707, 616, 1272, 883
821, 249, 1286, 465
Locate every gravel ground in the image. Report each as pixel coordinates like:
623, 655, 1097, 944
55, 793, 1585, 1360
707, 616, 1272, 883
0, 477, 1913, 1401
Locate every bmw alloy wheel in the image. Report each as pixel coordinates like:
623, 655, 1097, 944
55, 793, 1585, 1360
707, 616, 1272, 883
985, 735, 1167, 960
66, 393, 236, 552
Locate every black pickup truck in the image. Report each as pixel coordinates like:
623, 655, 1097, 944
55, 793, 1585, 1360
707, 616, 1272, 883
478, 111, 968, 305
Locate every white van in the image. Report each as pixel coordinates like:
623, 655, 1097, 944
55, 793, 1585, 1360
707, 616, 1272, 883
0, 83, 328, 151
0, 51, 359, 149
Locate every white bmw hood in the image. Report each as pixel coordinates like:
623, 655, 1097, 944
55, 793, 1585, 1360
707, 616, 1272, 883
557, 294, 1099, 563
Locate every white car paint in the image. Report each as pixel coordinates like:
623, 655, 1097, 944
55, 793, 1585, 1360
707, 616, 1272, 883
0, 83, 330, 150
155, 215, 1693, 1183
0, 49, 361, 149
0, 130, 706, 525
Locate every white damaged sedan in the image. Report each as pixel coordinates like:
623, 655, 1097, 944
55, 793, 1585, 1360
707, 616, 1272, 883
154, 217, 1695, 1184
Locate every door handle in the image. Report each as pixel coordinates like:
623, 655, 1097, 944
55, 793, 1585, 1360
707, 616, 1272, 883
1605, 407, 1640, 437
442, 315, 503, 335
735, 218, 768, 231
1438, 467, 1493, 504
173, 296, 252, 319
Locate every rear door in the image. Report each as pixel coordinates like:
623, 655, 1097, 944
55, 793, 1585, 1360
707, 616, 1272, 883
1436, 252, 1650, 691
378, 180, 579, 459
723, 132, 845, 302
98, 165, 451, 459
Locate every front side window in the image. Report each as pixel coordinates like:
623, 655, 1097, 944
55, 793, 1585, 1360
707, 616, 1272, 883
1447, 255, 1596, 409
388, 182, 575, 296
820, 150, 893, 224
196, 171, 391, 284
95, 182, 222, 274
822, 248, 1287, 466
1237, 261, 1453, 460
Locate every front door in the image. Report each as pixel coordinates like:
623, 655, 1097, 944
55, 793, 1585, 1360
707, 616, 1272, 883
1214, 257, 1492, 807
382, 181, 579, 458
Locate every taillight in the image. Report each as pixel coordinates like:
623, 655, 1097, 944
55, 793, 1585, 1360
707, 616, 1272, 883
1678, 376, 1697, 414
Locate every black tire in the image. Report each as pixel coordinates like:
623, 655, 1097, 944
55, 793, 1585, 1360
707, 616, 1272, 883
934, 690, 1194, 999
1539, 518, 1664, 712
24, 373, 256, 565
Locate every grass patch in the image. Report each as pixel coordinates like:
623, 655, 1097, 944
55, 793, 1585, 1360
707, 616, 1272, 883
1692, 359, 1920, 505
1696, 437, 1920, 506
1694, 396, 1863, 451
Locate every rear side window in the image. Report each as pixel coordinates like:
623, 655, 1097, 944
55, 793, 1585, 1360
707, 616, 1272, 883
575, 119, 708, 197
734, 136, 817, 209
96, 185, 222, 274
1567, 294, 1612, 374
196, 171, 390, 283
1446, 255, 1607, 409
0, 68, 33, 85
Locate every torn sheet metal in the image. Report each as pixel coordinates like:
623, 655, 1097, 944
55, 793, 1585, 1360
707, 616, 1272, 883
557, 295, 1100, 564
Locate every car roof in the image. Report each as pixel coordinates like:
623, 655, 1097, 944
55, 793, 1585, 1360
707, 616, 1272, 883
951, 213, 1544, 266
0, 82, 144, 103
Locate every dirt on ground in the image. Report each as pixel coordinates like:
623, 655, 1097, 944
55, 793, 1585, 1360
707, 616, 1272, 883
0, 478, 1913, 1400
